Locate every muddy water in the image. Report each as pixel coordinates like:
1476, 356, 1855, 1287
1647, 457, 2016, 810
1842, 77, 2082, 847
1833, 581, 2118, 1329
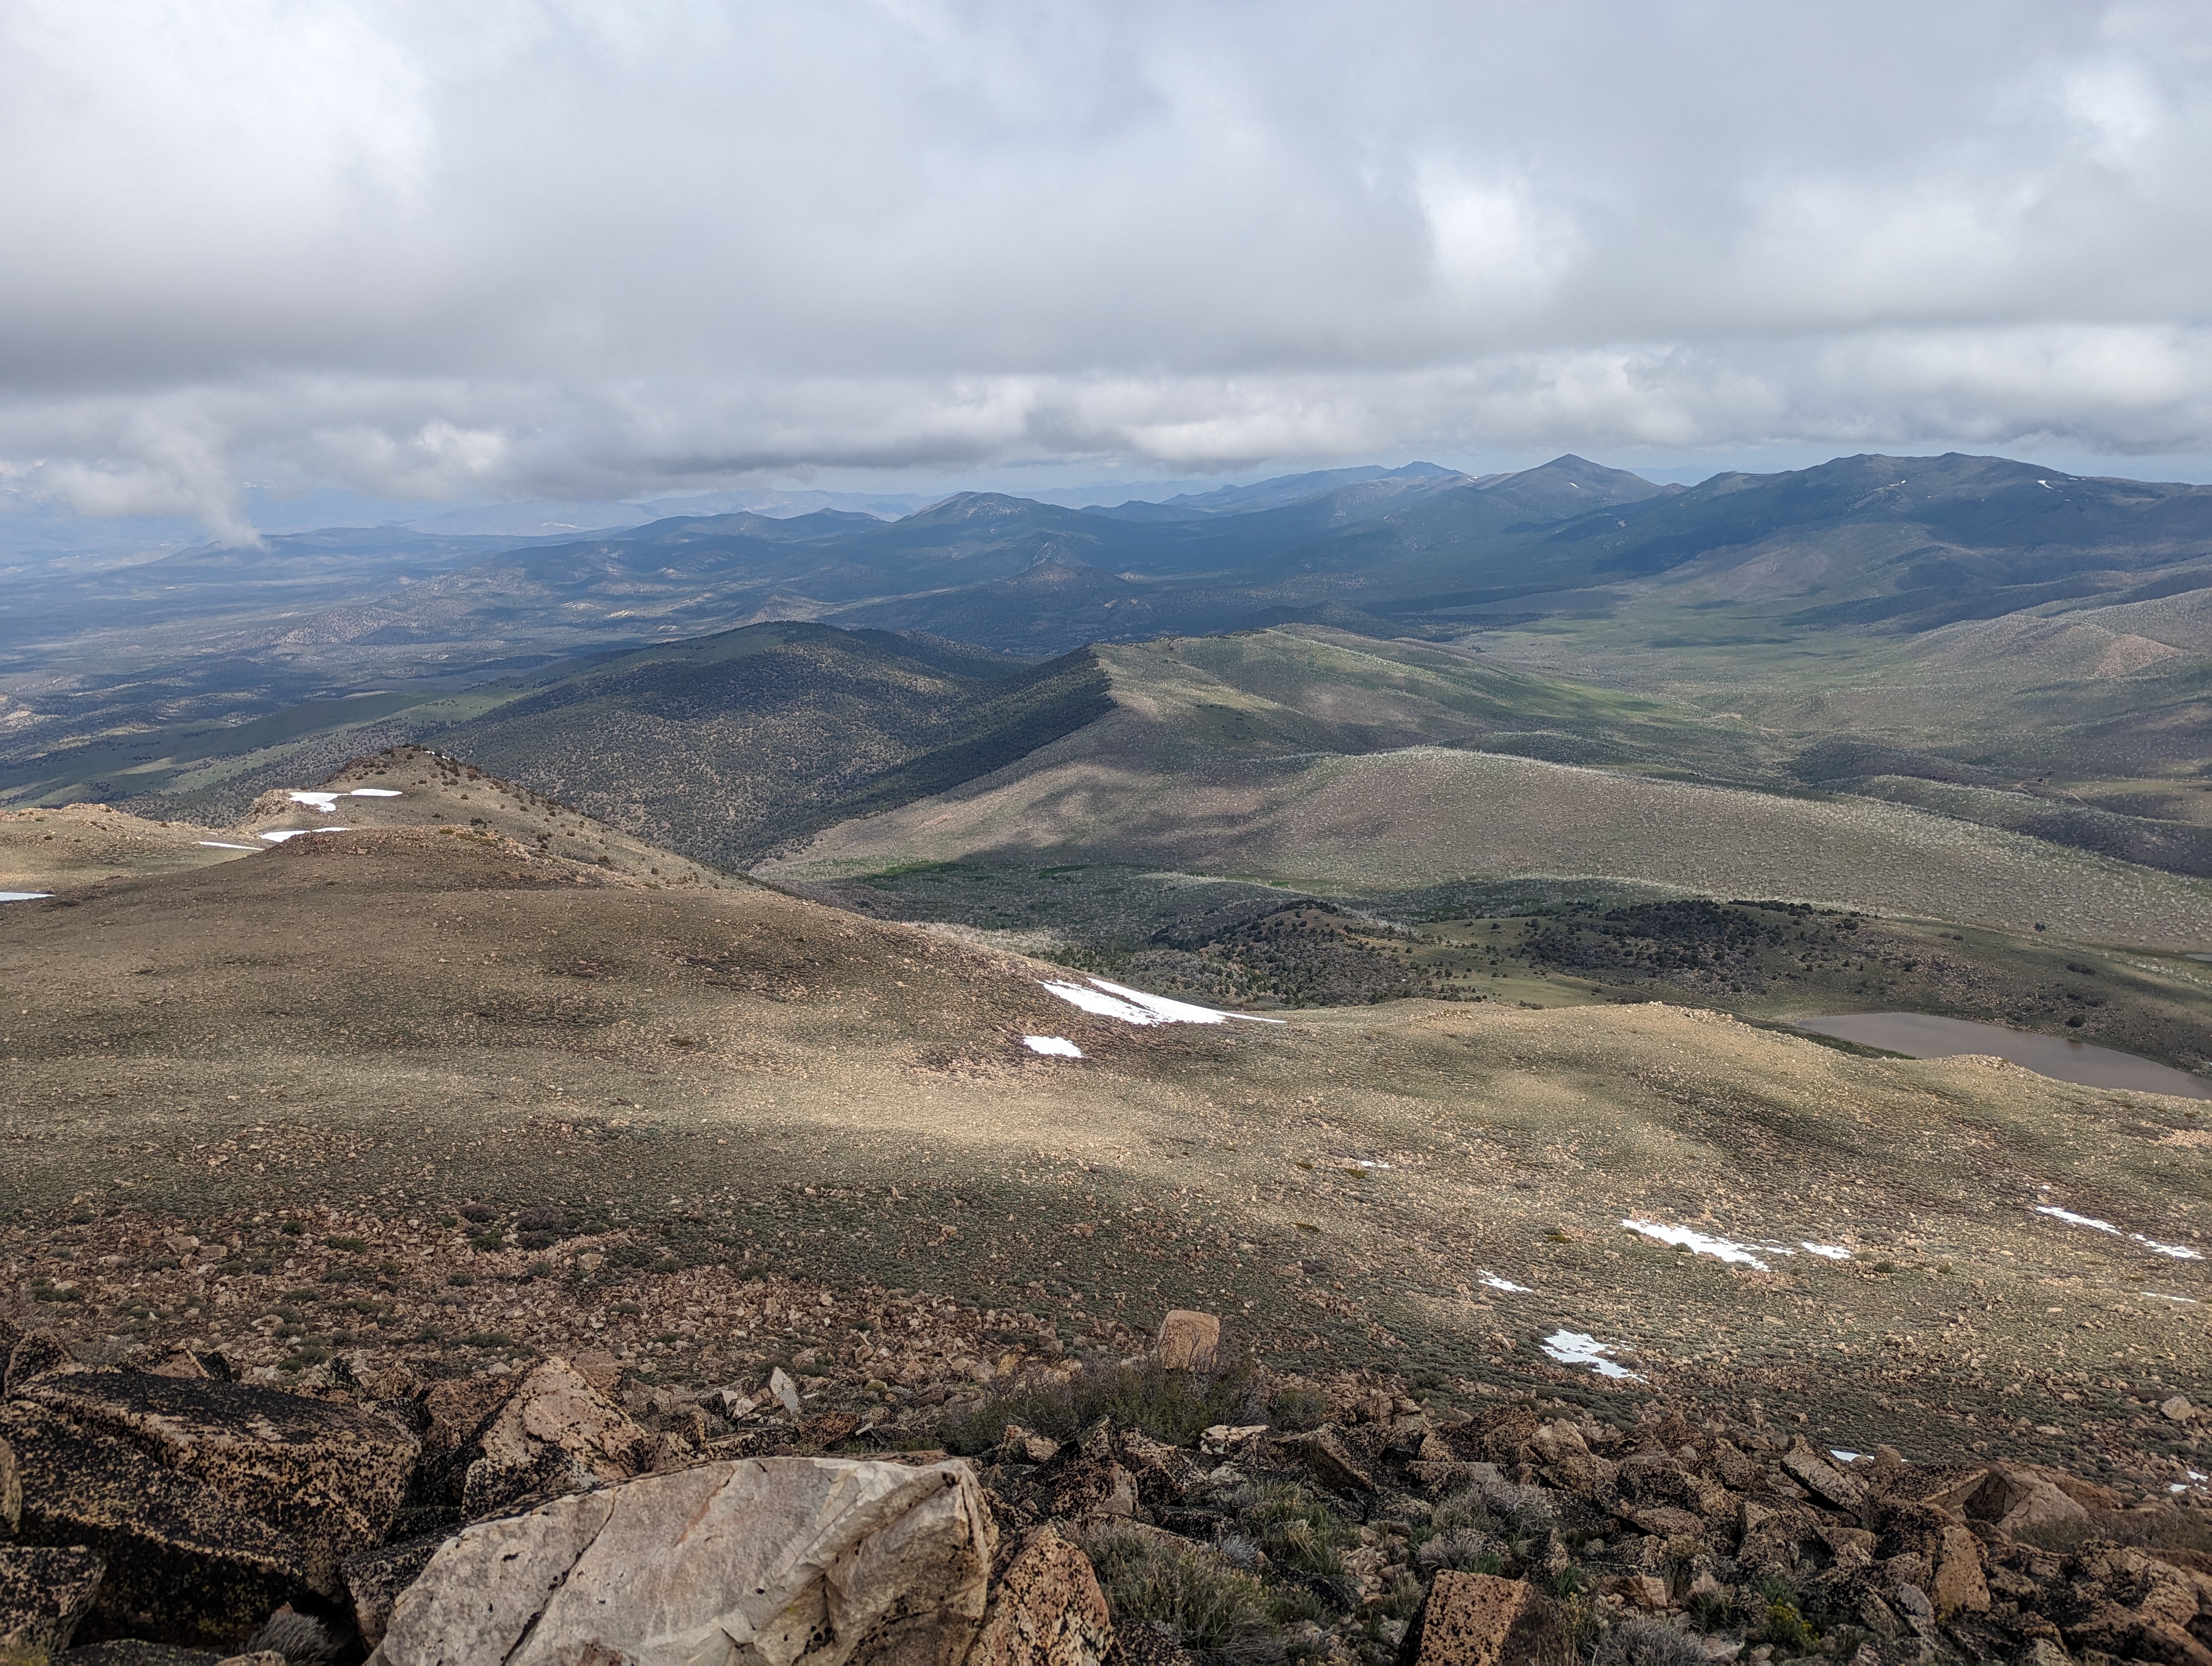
1795, 1012, 2212, 1100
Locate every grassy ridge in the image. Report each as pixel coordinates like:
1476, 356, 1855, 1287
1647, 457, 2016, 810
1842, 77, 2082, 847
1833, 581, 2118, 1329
423, 625, 1111, 868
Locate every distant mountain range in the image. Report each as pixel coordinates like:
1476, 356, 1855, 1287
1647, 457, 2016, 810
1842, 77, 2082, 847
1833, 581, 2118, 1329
6, 451, 2211, 871
50, 447, 2202, 672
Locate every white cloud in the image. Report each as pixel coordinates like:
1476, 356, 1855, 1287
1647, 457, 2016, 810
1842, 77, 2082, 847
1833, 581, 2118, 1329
2, 0, 2210, 536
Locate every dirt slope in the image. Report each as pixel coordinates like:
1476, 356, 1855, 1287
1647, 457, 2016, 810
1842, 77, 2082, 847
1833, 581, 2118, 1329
3, 827, 2207, 1479
0, 802, 249, 893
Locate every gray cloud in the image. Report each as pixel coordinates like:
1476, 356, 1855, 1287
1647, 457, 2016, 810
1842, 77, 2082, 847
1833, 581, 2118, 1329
3, 0, 2210, 536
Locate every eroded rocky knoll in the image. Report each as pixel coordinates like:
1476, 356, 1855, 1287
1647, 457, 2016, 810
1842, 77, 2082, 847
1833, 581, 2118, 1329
3, 1311, 2210, 1666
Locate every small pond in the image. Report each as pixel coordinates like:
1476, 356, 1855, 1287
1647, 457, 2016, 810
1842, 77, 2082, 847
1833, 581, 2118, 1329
1795, 1012, 2212, 1100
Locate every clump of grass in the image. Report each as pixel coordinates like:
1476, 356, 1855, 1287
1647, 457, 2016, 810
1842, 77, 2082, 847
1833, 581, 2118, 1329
1267, 1383, 1329, 1432
1433, 1477, 1555, 1540
1687, 1586, 1737, 1630
1594, 1617, 1707, 1665
1245, 1482, 1352, 1577
1083, 1523, 1280, 1664
942, 1348, 1264, 1454
1415, 1529, 1501, 1575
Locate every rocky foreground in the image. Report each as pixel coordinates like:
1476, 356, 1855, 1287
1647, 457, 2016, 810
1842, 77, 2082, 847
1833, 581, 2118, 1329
3, 1310, 2211, 1666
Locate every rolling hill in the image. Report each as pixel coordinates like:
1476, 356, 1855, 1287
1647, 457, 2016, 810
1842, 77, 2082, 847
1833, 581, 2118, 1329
760, 629, 2212, 949
5, 779, 2209, 1482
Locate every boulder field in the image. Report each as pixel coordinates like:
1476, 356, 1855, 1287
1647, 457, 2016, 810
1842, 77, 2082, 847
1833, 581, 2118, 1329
1, 1311, 2208, 1665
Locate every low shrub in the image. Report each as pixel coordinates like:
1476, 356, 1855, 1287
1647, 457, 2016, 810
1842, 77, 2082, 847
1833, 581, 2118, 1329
943, 1348, 1265, 1454
2018, 1504, 2212, 1556
1687, 1586, 1737, 1630
1759, 1600, 1816, 1651
1267, 1383, 1330, 1432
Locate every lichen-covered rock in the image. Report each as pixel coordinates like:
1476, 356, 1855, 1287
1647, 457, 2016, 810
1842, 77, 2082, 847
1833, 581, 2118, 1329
1277, 1427, 1375, 1495
1401, 1571, 1557, 1666
415, 1374, 512, 1465
376, 1457, 994, 1666
1930, 1524, 1990, 1616
0, 1369, 416, 1646
964, 1526, 1113, 1666
340, 1536, 446, 1649
1924, 1463, 2119, 1541
1049, 1459, 1139, 1522
1537, 1452, 1617, 1496
1116, 1433, 1203, 1510
0, 1544, 106, 1655
999, 1426, 1063, 1467
1780, 1438, 1865, 1513
453, 1356, 658, 1518
3, 1331, 81, 1399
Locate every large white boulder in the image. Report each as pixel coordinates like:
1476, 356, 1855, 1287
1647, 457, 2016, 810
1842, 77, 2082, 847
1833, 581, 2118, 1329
376, 1457, 994, 1666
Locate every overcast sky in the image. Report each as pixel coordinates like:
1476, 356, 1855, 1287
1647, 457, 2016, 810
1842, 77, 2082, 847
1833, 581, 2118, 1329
4, 0, 2210, 539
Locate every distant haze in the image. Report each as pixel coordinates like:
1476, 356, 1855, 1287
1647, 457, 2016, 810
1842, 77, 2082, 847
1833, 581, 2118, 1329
3, 1, 2211, 542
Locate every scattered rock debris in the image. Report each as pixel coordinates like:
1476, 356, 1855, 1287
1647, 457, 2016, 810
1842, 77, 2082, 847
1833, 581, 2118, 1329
2, 1292, 2207, 1665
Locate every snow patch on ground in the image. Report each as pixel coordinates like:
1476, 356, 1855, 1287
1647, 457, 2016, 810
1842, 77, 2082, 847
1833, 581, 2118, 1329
287, 791, 340, 812
2145, 1292, 2201, 1304
1038, 977, 1287, 1027
1800, 1243, 1853, 1260
1039, 982, 1158, 1023
1623, 1219, 1787, 1271
1541, 1329, 1642, 1380
2037, 1204, 2120, 1234
197, 841, 256, 851
2037, 1205, 2202, 1258
260, 828, 350, 843
348, 787, 402, 797
1023, 1036, 1083, 1058
1830, 1450, 1863, 1463
1478, 1271, 1533, 1293
0, 892, 52, 902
